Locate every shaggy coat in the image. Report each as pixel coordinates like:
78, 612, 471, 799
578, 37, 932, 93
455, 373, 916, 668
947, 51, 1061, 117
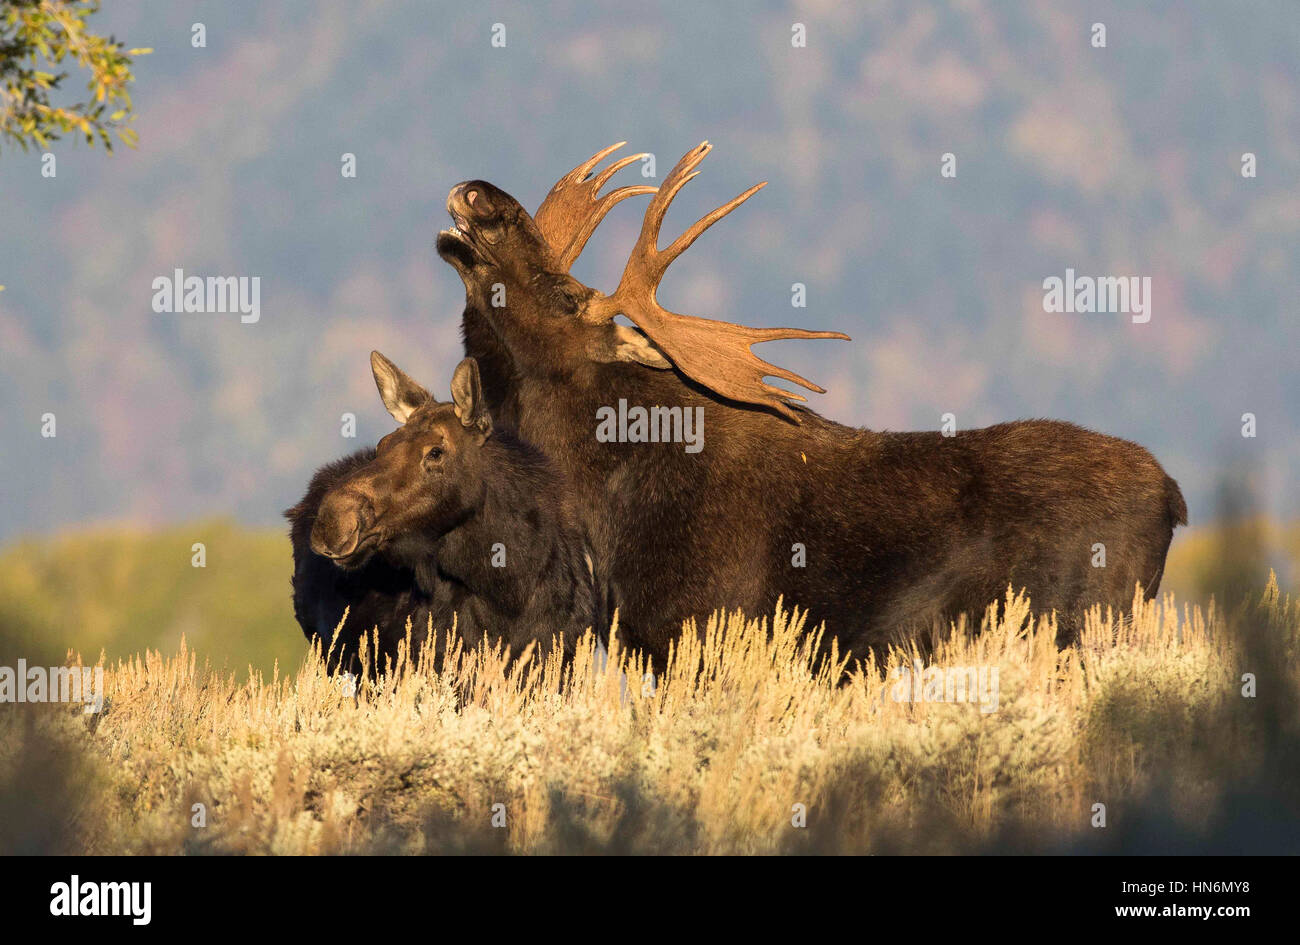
287, 358, 603, 672
434, 174, 1186, 663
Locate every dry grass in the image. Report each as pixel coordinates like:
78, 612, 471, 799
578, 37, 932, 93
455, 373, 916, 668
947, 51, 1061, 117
3, 577, 1298, 854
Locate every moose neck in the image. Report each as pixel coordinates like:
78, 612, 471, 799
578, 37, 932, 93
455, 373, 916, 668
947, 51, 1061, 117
425, 433, 557, 619
513, 347, 828, 453
460, 303, 521, 428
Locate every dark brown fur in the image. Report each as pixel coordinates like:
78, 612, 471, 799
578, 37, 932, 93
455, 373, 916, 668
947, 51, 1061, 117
435, 178, 1187, 665
286, 357, 604, 672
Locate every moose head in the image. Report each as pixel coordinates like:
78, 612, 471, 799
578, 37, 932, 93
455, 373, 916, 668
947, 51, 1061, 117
310, 353, 493, 569
436, 141, 849, 421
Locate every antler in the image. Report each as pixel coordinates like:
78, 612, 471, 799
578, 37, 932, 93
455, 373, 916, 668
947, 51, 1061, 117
587, 142, 849, 422
534, 142, 657, 272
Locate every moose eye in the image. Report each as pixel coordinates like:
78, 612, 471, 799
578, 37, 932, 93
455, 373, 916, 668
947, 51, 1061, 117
422, 446, 444, 468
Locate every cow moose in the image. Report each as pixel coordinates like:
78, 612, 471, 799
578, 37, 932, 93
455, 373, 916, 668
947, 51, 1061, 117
287, 448, 445, 672
433, 141, 1187, 663
286, 353, 604, 672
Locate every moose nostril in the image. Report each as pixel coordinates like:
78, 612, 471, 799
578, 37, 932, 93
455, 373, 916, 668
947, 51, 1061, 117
465, 188, 478, 206
311, 501, 364, 558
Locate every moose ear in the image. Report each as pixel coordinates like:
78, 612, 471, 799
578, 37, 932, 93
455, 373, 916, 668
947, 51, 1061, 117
589, 323, 672, 370
370, 351, 431, 424
450, 357, 492, 436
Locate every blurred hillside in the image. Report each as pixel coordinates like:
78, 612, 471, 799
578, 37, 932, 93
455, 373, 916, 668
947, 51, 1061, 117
0, 520, 303, 677
1, 0, 1297, 545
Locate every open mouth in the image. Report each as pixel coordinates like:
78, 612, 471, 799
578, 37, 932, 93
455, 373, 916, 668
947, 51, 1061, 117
437, 222, 470, 245
437, 184, 493, 267
436, 214, 479, 267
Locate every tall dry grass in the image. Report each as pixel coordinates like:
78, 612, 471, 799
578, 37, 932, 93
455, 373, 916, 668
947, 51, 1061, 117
2, 578, 1297, 854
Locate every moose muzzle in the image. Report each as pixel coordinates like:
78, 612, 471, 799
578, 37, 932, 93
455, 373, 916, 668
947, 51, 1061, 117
310, 491, 374, 561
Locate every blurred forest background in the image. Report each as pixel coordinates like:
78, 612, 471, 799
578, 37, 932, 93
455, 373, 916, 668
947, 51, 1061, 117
1, 0, 1297, 674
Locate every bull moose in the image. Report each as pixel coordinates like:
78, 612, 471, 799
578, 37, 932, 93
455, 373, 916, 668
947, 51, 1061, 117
433, 141, 1187, 663
286, 353, 603, 670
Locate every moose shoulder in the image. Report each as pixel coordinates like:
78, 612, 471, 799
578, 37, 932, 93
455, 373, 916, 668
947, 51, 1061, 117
435, 142, 1187, 663
286, 354, 603, 671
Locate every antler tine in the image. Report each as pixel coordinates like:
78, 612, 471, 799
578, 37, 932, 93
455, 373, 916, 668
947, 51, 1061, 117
629, 143, 767, 283
589, 151, 645, 191
629, 143, 712, 278
564, 140, 629, 186
664, 181, 766, 271
592, 141, 850, 422
627, 315, 849, 421
535, 142, 657, 272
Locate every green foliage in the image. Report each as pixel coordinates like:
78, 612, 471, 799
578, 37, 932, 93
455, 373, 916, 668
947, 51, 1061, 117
0, 519, 303, 678
0, 0, 150, 152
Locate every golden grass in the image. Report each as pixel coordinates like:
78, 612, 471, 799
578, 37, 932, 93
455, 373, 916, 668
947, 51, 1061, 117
3, 577, 1297, 854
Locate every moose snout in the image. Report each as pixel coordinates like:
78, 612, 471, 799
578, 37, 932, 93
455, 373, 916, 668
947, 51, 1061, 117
310, 492, 374, 560
448, 181, 476, 215
447, 180, 497, 225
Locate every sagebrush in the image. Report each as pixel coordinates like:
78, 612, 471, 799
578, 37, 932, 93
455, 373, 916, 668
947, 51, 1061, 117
2, 578, 1297, 854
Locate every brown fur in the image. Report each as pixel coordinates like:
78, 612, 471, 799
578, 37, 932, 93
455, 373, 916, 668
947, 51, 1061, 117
432, 177, 1187, 665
